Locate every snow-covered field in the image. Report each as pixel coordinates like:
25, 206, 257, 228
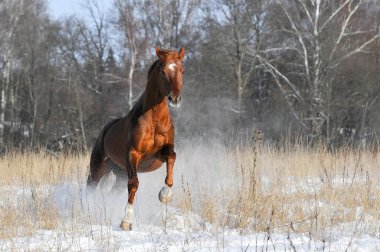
3, 221, 380, 251
1, 140, 380, 251
1, 177, 379, 251
1, 182, 380, 251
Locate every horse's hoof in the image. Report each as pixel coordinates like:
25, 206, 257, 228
120, 220, 132, 231
159, 186, 173, 203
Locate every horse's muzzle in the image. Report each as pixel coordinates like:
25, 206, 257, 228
168, 94, 182, 108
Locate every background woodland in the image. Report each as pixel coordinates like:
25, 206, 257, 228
1, 0, 380, 151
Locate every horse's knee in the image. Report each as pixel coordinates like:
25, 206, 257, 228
128, 176, 139, 191
168, 151, 176, 162
159, 144, 176, 162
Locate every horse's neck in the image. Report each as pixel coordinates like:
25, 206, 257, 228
140, 77, 168, 111
139, 87, 168, 115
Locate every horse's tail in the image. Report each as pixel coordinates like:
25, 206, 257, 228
87, 118, 120, 188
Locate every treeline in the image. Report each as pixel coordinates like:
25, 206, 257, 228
0, 0, 379, 151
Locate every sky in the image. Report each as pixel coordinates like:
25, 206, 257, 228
47, 0, 112, 19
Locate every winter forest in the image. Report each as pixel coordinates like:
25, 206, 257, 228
1, 0, 379, 151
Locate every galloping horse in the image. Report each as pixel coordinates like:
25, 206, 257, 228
87, 47, 185, 230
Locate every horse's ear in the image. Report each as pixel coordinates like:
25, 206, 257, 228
156, 47, 162, 59
178, 47, 185, 61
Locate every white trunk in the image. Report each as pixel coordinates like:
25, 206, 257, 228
0, 88, 5, 146
0, 52, 12, 146
0, 0, 23, 146
128, 51, 136, 111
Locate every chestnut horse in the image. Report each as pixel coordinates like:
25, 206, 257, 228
87, 47, 185, 230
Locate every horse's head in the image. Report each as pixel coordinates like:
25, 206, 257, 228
155, 47, 185, 108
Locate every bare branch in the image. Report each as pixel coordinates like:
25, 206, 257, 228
280, 3, 310, 81
331, 31, 380, 69
257, 54, 304, 102
320, 0, 351, 31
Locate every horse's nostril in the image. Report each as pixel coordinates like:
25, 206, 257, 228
178, 95, 182, 101
168, 95, 173, 102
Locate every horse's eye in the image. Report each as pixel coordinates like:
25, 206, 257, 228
160, 70, 166, 76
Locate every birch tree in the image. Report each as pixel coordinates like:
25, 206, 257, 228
258, 0, 380, 143
114, 0, 146, 111
141, 0, 201, 49
0, 0, 23, 147
209, 0, 264, 126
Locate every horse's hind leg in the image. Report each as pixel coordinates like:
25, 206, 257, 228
120, 150, 141, 230
111, 165, 129, 193
87, 147, 109, 190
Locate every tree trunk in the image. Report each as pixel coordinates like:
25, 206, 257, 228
311, 81, 324, 143
236, 61, 243, 131
0, 54, 11, 147
0, 84, 6, 147
128, 50, 136, 111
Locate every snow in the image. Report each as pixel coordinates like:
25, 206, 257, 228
1, 175, 380, 251
1, 222, 380, 251
1, 174, 380, 251
1, 182, 380, 252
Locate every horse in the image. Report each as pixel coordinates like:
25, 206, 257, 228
87, 47, 185, 230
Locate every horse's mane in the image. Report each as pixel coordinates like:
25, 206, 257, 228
147, 60, 159, 79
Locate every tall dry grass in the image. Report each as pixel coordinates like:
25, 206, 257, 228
0, 151, 89, 185
175, 135, 380, 242
0, 139, 379, 246
0, 151, 89, 240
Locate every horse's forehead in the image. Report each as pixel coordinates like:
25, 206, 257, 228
168, 63, 176, 71
163, 59, 182, 72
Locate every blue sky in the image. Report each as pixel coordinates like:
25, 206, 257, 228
47, 0, 111, 18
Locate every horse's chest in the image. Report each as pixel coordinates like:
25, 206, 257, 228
136, 112, 171, 153
138, 128, 169, 152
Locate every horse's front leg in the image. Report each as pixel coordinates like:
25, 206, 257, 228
120, 149, 140, 230
157, 144, 176, 203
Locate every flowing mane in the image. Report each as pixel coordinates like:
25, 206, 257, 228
147, 60, 159, 79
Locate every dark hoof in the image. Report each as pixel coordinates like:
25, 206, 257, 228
120, 220, 132, 231
159, 186, 173, 203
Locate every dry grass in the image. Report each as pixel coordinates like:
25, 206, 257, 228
175, 137, 380, 240
0, 141, 379, 244
0, 150, 89, 240
0, 151, 89, 186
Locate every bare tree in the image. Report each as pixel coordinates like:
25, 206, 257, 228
0, 0, 24, 147
141, 0, 201, 49
79, 0, 109, 89
114, 0, 145, 111
208, 0, 264, 127
258, 0, 380, 143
